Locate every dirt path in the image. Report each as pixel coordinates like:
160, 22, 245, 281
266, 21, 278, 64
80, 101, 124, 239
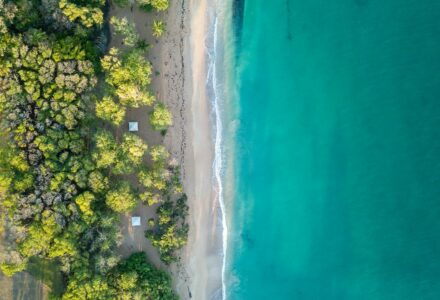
0, 268, 48, 300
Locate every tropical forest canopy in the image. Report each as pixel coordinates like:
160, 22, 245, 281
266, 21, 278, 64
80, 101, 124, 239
0, 0, 187, 298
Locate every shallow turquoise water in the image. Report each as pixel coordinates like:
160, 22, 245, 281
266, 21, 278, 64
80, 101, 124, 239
227, 0, 440, 299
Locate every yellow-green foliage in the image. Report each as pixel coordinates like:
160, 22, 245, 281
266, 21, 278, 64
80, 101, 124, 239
95, 96, 126, 125
19, 211, 62, 257
93, 130, 118, 168
1, 34, 96, 130
150, 103, 172, 131
0, 173, 12, 201
0, 30, 103, 280
105, 182, 137, 212
110, 16, 139, 47
13, 173, 34, 193
59, 0, 104, 28
150, 145, 170, 163
75, 192, 96, 223
116, 272, 138, 290
48, 232, 78, 258
0, 261, 27, 277
152, 20, 166, 38
9, 152, 29, 172
121, 133, 148, 166
101, 48, 154, 108
88, 171, 109, 194
137, 0, 169, 11
154, 225, 186, 250
140, 191, 162, 206
93, 130, 148, 175
0, 2, 184, 297
62, 275, 112, 300
0, 0, 17, 34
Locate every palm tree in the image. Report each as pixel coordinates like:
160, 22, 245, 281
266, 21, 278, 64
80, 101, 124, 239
152, 20, 165, 38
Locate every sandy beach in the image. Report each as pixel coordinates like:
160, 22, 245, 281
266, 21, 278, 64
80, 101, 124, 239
168, 1, 223, 299
109, 0, 223, 299
157, 0, 223, 298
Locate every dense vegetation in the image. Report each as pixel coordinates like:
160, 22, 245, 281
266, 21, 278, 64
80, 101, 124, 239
0, 0, 186, 298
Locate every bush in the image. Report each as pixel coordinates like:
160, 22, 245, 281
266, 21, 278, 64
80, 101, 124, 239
0, 261, 27, 277
152, 20, 165, 38
149, 103, 172, 131
137, 0, 169, 11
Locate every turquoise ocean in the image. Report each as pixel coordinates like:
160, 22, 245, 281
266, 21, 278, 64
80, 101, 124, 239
217, 0, 440, 299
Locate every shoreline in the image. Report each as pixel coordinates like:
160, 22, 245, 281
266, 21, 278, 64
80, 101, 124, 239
164, 0, 224, 299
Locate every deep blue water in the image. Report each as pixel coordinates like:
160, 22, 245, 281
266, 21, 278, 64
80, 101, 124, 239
226, 0, 440, 299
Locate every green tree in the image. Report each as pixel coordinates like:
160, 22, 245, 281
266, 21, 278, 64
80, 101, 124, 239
110, 252, 177, 299
88, 171, 109, 193
101, 48, 155, 108
108, 133, 148, 175
152, 20, 165, 38
59, 0, 104, 28
120, 133, 148, 166
75, 192, 95, 219
145, 197, 188, 264
63, 274, 114, 300
0, 1, 17, 34
138, 168, 169, 191
93, 130, 118, 169
105, 182, 137, 212
96, 96, 126, 125
150, 145, 170, 163
19, 211, 62, 258
149, 103, 172, 131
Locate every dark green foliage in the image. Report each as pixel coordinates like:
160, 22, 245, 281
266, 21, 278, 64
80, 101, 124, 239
146, 195, 189, 264
27, 257, 65, 297
139, 4, 154, 13
62, 252, 176, 299
137, 146, 189, 263
9, 0, 41, 31
110, 252, 176, 299
137, 0, 169, 11
113, 0, 130, 7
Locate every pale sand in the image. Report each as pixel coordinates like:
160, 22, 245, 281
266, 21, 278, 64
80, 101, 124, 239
167, 1, 223, 299
109, 0, 222, 298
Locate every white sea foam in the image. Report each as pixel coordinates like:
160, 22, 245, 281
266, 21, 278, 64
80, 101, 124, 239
215, 23, 228, 300
206, 4, 228, 300
205, 0, 237, 298
213, 18, 229, 300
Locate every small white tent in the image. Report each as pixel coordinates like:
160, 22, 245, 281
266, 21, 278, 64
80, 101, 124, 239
128, 122, 139, 132
131, 216, 141, 227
